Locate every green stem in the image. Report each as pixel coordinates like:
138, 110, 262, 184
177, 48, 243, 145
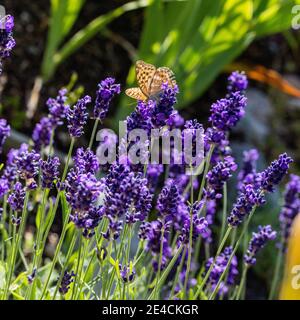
147, 244, 184, 300
88, 118, 100, 150
27, 189, 49, 299
2, 191, 30, 300
219, 183, 227, 246
194, 226, 232, 299
52, 231, 77, 300
208, 208, 257, 300
268, 246, 283, 300
39, 209, 71, 300
170, 246, 187, 299
153, 224, 165, 300
71, 231, 84, 300
236, 265, 248, 300
197, 144, 215, 201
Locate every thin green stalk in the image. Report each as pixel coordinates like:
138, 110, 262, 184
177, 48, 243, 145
75, 236, 89, 299
88, 118, 100, 149
194, 225, 233, 299
27, 188, 49, 299
39, 138, 75, 299
105, 223, 128, 298
208, 208, 257, 300
2, 191, 30, 300
219, 183, 227, 246
147, 244, 184, 300
153, 223, 165, 300
198, 144, 215, 201
71, 231, 83, 300
52, 231, 77, 299
183, 173, 194, 298
170, 246, 187, 299
236, 265, 248, 300
268, 246, 284, 300
0, 195, 8, 262
39, 209, 71, 299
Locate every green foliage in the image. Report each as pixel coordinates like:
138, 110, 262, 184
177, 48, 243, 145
115, 0, 300, 122
41, 0, 150, 81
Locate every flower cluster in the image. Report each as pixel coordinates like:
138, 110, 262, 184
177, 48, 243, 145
67, 95, 91, 137
15, 149, 41, 188
94, 77, 121, 120
8, 182, 26, 212
0, 15, 15, 74
178, 201, 208, 245
40, 156, 60, 189
0, 118, 10, 153
259, 153, 293, 193
208, 91, 247, 143
278, 174, 300, 251
205, 156, 237, 199
102, 164, 153, 239
237, 149, 259, 192
244, 225, 277, 266
227, 71, 248, 94
47, 88, 69, 127
32, 117, 53, 151
120, 264, 136, 283
228, 153, 293, 227
205, 246, 238, 296
59, 271, 76, 295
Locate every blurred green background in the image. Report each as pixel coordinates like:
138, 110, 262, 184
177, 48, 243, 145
1, 0, 300, 298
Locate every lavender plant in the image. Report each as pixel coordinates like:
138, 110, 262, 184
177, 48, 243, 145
0, 14, 296, 301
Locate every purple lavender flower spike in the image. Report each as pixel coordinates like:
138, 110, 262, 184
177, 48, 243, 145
259, 153, 293, 193
3, 144, 29, 184
244, 225, 276, 266
141, 219, 172, 271
0, 177, 9, 198
66, 172, 102, 212
178, 201, 208, 245
94, 77, 120, 120
59, 270, 76, 295
47, 88, 69, 126
16, 149, 41, 185
237, 149, 259, 192
0, 15, 16, 74
279, 174, 300, 251
151, 83, 179, 128
228, 184, 265, 227
73, 147, 99, 174
120, 264, 136, 283
157, 182, 180, 218
0, 118, 10, 153
32, 117, 53, 151
227, 71, 248, 94
8, 182, 26, 212
206, 156, 237, 199
67, 95, 91, 138
205, 246, 238, 296
40, 156, 60, 189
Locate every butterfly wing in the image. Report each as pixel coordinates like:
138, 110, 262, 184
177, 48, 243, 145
135, 60, 156, 97
149, 66, 176, 97
125, 87, 148, 101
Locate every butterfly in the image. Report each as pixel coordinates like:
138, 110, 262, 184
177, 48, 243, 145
125, 60, 176, 101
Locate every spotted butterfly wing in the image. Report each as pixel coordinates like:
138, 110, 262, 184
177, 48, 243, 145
135, 60, 156, 97
125, 87, 147, 101
149, 66, 176, 98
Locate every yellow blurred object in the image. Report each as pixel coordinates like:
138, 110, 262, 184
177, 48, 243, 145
280, 214, 300, 300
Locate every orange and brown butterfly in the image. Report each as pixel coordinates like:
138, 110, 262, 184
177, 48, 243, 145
125, 60, 177, 102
